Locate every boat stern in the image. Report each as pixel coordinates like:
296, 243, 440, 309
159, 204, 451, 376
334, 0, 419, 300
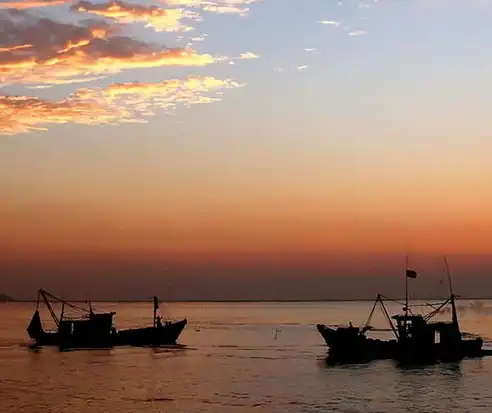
27, 310, 44, 340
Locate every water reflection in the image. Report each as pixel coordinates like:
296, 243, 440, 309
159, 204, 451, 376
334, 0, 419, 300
322, 354, 380, 368
3, 301, 492, 413
394, 362, 464, 412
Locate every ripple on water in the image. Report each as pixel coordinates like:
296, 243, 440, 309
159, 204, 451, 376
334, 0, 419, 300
4, 302, 492, 413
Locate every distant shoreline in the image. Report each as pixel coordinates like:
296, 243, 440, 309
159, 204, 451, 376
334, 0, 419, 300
4, 297, 492, 304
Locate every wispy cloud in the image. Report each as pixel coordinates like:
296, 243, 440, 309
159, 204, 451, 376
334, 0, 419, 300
238, 51, 259, 59
296, 65, 308, 71
318, 20, 340, 26
0, 94, 117, 135
348, 30, 366, 36
0, 0, 69, 9
0, 11, 216, 86
26, 76, 107, 89
0, 44, 34, 52
71, 1, 198, 32
191, 34, 207, 41
0, 76, 242, 135
304, 48, 316, 52
163, 0, 263, 16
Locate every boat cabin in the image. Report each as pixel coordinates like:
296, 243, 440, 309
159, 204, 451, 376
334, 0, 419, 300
58, 311, 116, 346
428, 321, 462, 354
392, 314, 435, 355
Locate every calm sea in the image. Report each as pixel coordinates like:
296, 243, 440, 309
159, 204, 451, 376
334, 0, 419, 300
2, 300, 492, 412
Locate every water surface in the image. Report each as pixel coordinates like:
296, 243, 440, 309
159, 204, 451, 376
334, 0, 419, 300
2, 300, 492, 412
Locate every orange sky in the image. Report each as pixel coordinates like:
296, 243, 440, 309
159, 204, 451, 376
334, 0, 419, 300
2, 132, 492, 261
1, 0, 492, 299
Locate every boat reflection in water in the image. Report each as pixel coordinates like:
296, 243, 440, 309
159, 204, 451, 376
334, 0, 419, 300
317, 259, 488, 365
27, 289, 187, 350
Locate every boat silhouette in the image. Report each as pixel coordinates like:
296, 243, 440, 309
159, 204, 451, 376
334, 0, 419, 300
27, 289, 187, 349
317, 256, 486, 364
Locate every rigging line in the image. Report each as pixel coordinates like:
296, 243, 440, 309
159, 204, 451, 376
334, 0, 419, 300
411, 302, 445, 308
378, 294, 406, 306
378, 296, 399, 340
159, 302, 174, 321
380, 294, 445, 310
364, 296, 379, 328
423, 299, 451, 310
39, 289, 90, 314
424, 297, 452, 322
152, 297, 174, 321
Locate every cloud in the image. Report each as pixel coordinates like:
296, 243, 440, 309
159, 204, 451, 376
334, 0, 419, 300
26, 76, 107, 89
348, 30, 366, 36
238, 51, 259, 59
0, 94, 117, 135
71, 0, 198, 32
304, 48, 316, 52
0, 76, 242, 135
0, 0, 69, 9
0, 0, 258, 136
190, 34, 207, 41
163, 0, 263, 16
225, 51, 258, 63
0, 11, 216, 86
296, 65, 308, 71
0, 44, 34, 52
318, 20, 340, 26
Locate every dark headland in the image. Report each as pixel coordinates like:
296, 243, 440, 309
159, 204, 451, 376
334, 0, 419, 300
0, 293, 15, 302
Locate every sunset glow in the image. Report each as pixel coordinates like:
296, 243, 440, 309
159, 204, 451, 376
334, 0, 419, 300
72, 1, 196, 32
1, 0, 492, 299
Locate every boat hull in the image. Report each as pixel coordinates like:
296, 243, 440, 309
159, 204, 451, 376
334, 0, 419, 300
33, 330, 117, 349
31, 319, 187, 349
316, 324, 397, 362
115, 319, 187, 346
317, 324, 485, 364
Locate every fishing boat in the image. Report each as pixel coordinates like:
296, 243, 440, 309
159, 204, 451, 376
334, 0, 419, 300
27, 290, 187, 349
316, 257, 486, 364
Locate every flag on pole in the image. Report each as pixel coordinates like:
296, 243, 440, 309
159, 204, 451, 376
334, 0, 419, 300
406, 269, 417, 279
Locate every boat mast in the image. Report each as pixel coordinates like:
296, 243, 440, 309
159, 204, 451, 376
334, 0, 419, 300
444, 255, 459, 330
405, 253, 409, 317
60, 302, 65, 322
153, 296, 158, 327
443, 255, 454, 297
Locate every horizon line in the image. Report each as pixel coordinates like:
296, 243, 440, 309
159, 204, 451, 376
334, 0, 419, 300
3, 297, 491, 304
